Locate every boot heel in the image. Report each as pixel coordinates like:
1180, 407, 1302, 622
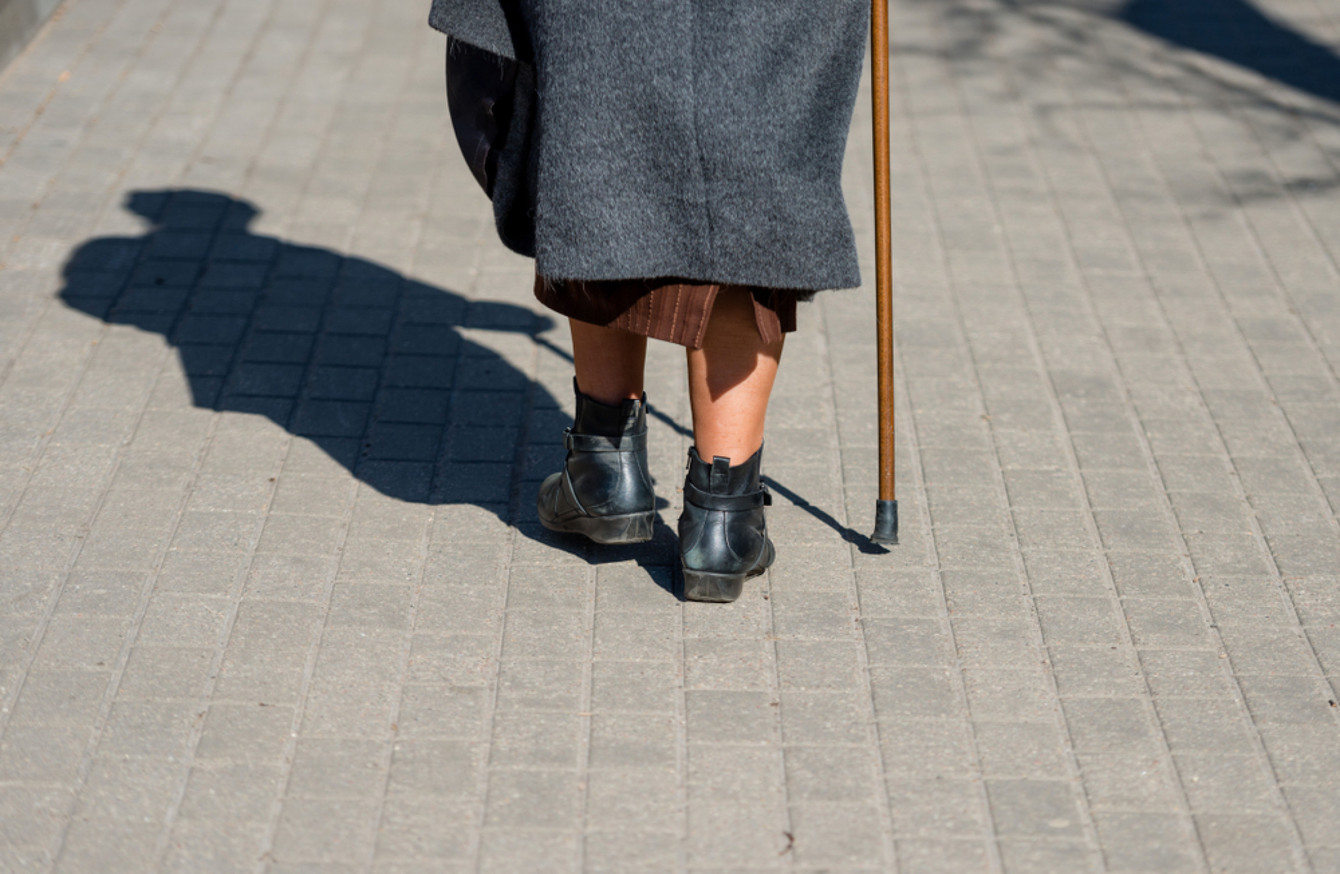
681, 566, 746, 603
566, 510, 655, 544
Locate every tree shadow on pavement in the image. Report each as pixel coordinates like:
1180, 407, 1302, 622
898, 0, 1340, 210
1120, 0, 1340, 106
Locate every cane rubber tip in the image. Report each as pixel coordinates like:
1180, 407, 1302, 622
871, 499, 899, 545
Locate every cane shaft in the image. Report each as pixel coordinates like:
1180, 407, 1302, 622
871, 0, 894, 503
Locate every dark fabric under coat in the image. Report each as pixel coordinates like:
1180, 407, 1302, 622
430, 0, 868, 292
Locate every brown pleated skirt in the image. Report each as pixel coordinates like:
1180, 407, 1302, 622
534, 276, 800, 349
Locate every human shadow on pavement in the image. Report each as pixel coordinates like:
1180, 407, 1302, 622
1121, 0, 1340, 105
55, 189, 671, 584
58, 189, 877, 583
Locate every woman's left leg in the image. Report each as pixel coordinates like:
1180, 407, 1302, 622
536, 319, 656, 544
570, 318, 646, 404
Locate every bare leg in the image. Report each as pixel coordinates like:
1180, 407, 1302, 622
687, 289, 784, 462
570, 318, 647, 403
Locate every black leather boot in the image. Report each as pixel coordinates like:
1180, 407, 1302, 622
678, 446, 775, 602
537, 381, 656, 544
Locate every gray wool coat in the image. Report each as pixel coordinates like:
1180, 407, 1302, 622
429, 0, 868, 292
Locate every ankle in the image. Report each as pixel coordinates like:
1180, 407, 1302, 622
573, 381, 645, 438
574, 378, 643, 407
686, 445, 764, 494
688, 441, 763, 470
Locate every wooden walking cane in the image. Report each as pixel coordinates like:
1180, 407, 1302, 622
869, 0, 898, 545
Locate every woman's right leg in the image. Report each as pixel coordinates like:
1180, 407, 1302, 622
679, 288, 781, 602
685, 289, 783, 463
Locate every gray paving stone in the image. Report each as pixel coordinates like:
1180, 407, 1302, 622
961, 668, 1056, 724
985, 779, 1086, 839
1237, 675, 1338, 727
1035, 596, 1125, 647
1288, 575, 1340, 626
588, 713, 677, 769
684, 690, 777, 744
300, 681, 397, 738
98, 699, 200, 758
776, 639, 864, 691
9, 670, 109, 726
178, 761, 284, 821
56, 820, 161, 873
896, 838, 993, 874
484, 769, 579, 830
778, 690, 872, 745
1061, 698, 1162, 757
863, 617, 952, 667
682, 638, 772, 690
585, 766, 679, 829
478, 828, 577, 873
488, 710, 582, 769
975, 722, 1071, 780
996, 840, 1100, 874
161, 821, 268, 872
686, 745, 782, 804
397, 683, 488, 739
1020, 550, 1109, 597
375, 794, 474, 861
31, 616, 132, 672
684, 802, 790, 867
1195, 814, 1303, 874
879, 719, 978, 780
784, 745, 880, 803
1282, 784, 1340, 849
272, 796, 380, 863
1201, 575, 1298, 626
1123, 598, 1215, 648
1176, 752, 1282, 814
787, 802, 889, 868
0, 721, 90, 782
1220, 625, 1324, 676
951, 616, 1040, 668
589, 660, 678, 714
583, 828, 677, 872
1076, 751, 1185, 812
592, 609, 676, 661
406, 633, 496, 686
869, 665, 961, 722
76, 755, 182, 822
855, 567, 942, 617
196, 702, 294, 763
154, 550, 247, 596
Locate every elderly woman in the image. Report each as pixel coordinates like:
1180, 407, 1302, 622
431, 0, 868, 601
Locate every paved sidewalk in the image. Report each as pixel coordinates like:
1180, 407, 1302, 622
1, 0, 1339, 871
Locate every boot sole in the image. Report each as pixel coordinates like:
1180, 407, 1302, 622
540, 510, 655, 545
680, 540, 775, 603
681, 563, 771, 603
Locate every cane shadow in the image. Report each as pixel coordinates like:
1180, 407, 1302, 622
1120, 0, 1340, 105
57, 187, 683, 583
